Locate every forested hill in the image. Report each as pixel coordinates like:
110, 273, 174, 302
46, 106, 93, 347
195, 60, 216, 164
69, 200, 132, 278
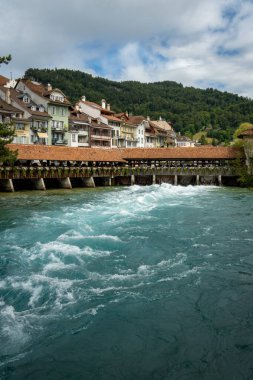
24, 68, 253, 143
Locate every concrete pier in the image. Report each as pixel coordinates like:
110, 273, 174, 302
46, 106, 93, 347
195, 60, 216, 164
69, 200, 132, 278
152, 174, 156, 185
174, 175, 178, 186
0, 179, 14, 192
32, 178, 46, 190
218, 175, 222, 186
131, 174, 135, 186
58, 177, 72, 189
81, 177, 95, 188
196, 175, 200, 186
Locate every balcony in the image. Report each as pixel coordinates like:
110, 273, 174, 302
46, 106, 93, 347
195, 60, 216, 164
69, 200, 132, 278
91, 134, 111, 140
52, 138, 68, 145
51, 126, 67, 132
78, 142, 89, 147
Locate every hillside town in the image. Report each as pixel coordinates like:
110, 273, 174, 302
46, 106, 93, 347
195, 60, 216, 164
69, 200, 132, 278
0, 75, 196, 149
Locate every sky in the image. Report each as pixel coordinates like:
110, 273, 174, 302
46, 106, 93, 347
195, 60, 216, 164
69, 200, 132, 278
1, 0, 253, 98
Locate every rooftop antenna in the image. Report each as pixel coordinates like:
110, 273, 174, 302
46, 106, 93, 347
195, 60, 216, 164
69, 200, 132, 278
10, 72, 12, 80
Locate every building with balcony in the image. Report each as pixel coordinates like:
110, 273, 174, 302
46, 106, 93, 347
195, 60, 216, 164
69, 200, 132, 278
90, 120, 112, 148
76, 97, 118, 147
0, 91, 30, 144
0, 86, 52, 145
15, 80, 71, 145
69, 110, 91, 147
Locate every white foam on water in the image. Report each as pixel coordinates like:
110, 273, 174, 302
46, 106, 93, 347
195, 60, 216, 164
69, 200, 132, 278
0, 303, 29, 350
83, 234, 123, 242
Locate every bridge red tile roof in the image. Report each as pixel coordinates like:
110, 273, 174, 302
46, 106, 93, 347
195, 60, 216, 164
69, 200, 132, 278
8, 144, 244, 163
8, 144, 127, 162
120, 146, 244, 160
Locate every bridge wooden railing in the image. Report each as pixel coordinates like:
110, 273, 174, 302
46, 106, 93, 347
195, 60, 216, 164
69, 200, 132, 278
0, 165, 240, 180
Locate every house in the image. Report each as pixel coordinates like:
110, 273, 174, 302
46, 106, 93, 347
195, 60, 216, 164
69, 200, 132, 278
0, 94, 31, 144
76, 97, 117, 148
149, 118, 176, 147
0, 86, 51, 145
69, 110, 90, 147
237, 127, 253, 142
127, 116, 146, 148
114, 113, 138, 148
176, 134, 195, 147
15, 80, 71, 145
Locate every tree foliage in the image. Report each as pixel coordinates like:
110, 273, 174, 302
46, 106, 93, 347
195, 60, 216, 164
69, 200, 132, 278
0, 123, 17, 164
25, 68, 253, 144
0, 54, 12, 65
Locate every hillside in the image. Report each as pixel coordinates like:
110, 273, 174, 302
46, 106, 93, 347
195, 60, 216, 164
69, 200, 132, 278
24, 68, 253, 143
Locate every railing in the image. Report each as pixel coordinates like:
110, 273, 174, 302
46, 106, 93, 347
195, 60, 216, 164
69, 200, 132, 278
91, 134, 111, 140
0, 165, 240, 180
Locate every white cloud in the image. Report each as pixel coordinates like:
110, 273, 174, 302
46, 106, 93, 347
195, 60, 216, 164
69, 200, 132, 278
0, 0, 253, 97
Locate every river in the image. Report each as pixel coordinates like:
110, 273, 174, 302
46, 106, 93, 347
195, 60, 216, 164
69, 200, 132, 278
0, 184, 253, 379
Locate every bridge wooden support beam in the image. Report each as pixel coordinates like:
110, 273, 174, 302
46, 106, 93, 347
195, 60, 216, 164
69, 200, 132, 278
131, 174, 135, 186
58, 177, 72, 189
81, 176, 95, 188
218, 175, 222, 186
174, 175, 178, 186
32, 178, 46, 190
196, 175, 200, 186
0, 179, 14, 192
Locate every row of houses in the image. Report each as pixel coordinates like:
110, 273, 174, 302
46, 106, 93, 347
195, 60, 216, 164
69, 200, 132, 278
0, 75, 195, 149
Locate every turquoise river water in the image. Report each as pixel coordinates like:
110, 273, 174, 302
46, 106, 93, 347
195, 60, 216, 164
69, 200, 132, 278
0, 184, 253, 380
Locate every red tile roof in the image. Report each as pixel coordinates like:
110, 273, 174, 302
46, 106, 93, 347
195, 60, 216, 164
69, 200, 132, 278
120, 147, 244, 160
8, 144, 126, 162
19, 80, 71, 106
8, 145, 244, 163
0, 75, 9, 86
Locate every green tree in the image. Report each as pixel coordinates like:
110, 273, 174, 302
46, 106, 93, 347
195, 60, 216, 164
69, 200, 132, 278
199, 134, 208, 145
0, 54, 12, 65
0, 122, 17, 163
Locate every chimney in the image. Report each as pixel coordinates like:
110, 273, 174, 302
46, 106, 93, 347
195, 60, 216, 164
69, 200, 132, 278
159, 116, 162, 121
101, 99, 106, 109
107, 103, 110, 111
126, 111, 129, 117
147, 116, 150, 121
47, 83, 52, 91
6, 88, 11, 104
81, 95, 86, 102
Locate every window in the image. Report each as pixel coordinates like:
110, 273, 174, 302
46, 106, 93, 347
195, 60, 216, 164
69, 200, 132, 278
23, 96, 30, 103
52, 106, 56, 115
61, 108, 65, 116
72, 134, 76, 142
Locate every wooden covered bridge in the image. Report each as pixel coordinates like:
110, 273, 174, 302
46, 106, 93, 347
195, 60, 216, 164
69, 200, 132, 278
0, 144, 244, 191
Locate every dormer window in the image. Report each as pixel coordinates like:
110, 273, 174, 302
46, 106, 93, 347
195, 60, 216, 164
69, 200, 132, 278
31, 106, 36, 111
50, 92, 64, 102
23, 95, 30, 103
39, 106, 44, 112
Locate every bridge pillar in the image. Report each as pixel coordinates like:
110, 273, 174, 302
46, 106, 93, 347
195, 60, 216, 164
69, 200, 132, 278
103, 177, 112, 186
174, 175, 178, 186
0, 179, 14, 192
152, 174, 156, 185
196, 175, 200, 186
131, 175, 135, 186
58, 177, 72, 189
81, 177, 95, 188
32, 178, 46, 190
218, 175, 222, 186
